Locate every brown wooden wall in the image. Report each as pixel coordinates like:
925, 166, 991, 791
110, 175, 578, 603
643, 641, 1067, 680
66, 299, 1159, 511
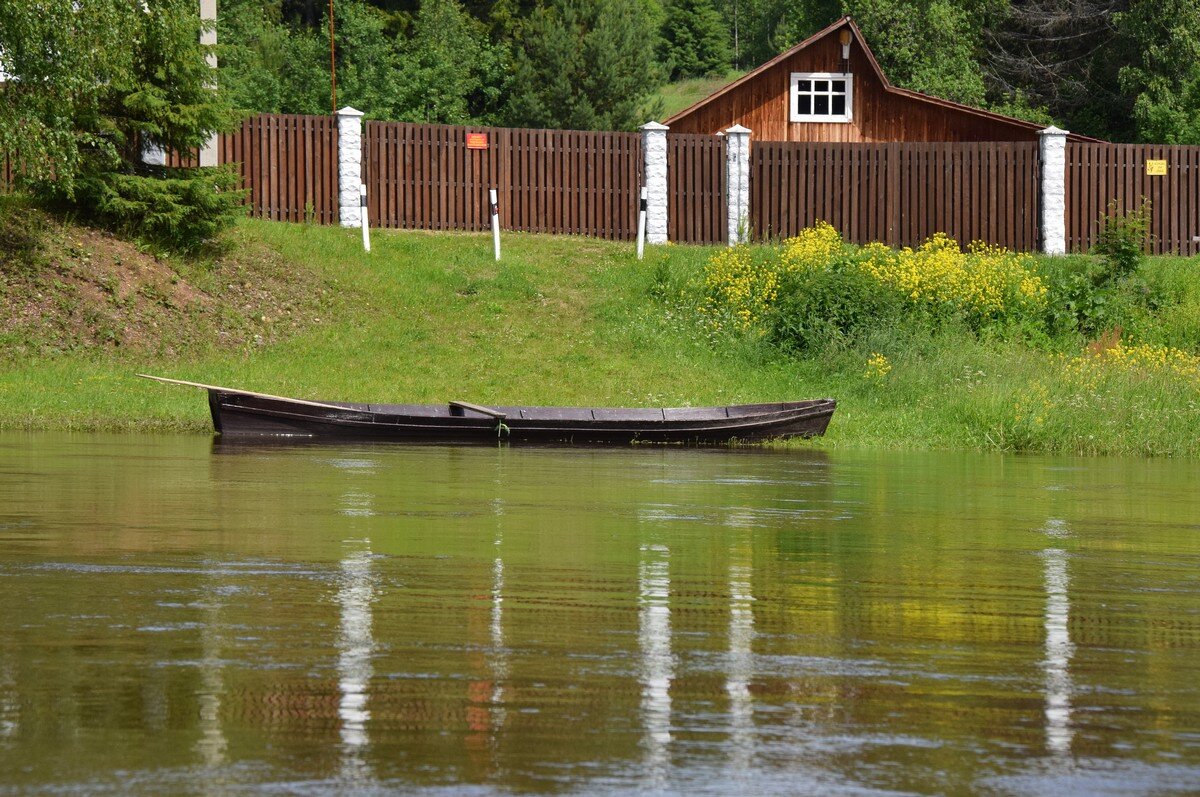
365, 122, 643, 240
1066, 143, 1200, 256
668, 134, 727, 244
751, 141, 1040, 250
669, 29, 1041, 144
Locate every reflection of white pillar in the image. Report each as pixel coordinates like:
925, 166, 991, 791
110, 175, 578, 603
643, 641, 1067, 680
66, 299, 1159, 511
197, 593, 227, 778
0, 655, 17, 739
338, 545, 376, 781
638, 544, 672, 786
490, 523, 508, 727
1042, 545, 1073, 759
727, 546, 755, 772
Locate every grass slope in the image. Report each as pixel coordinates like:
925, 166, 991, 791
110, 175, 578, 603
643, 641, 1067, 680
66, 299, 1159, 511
653, 72, 745, 120
0, 216, 830, 435
3, 207, 1199, 456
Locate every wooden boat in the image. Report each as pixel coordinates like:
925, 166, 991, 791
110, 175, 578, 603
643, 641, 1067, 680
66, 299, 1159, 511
140, 375, 836, 445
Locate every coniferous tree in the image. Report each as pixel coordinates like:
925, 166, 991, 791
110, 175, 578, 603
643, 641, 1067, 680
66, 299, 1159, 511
660, 0, 733, 79
0, 0, 242, 250
503, 0, 662, 130
396, 0, 508, 123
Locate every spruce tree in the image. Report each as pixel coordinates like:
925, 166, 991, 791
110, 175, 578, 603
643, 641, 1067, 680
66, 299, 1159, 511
503, 0, 662, 130
660, 0, 732, 80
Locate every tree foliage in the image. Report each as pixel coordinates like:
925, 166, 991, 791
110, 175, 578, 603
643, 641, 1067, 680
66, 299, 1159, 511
502, 0, 662, 130
661, 0, 733, 80
0, 0, 241, 249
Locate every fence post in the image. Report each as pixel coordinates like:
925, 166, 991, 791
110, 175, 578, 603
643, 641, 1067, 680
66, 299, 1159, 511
337, 106, 365, 228
724, 125, 751, 245
641, 122, 669, 244
1039, 126, 1069, 255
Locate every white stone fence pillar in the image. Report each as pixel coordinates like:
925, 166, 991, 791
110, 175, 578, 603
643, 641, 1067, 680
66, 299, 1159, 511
1039, 126, 1068, 255
337, 106, 365, 228
641, 122, 669, 244
724, 125, 751, 245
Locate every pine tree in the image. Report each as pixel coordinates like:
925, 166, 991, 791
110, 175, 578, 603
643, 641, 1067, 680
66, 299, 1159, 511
503, 0, 662, 130
396, 0, 507, 124
660, 0, 732, 80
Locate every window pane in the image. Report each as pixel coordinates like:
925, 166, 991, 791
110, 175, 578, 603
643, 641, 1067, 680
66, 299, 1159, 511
814, 80, 829, 92
797, 79, 811, 92
832, 95, 846, 115
814, 95, 829, 115
797, 95, 811, 115
832, 80, 846, 93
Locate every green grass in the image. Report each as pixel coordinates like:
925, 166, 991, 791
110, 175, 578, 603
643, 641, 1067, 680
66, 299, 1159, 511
3, 215, 1200, 457
0, 220, 834, 435
653, 72, 745, 120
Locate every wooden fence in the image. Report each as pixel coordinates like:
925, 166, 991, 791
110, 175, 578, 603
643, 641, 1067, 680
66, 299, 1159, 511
165, 114, 340, 225
1066, 143, 1200, 256
668, 134, 727, 245
14, 112, 1200, 256
365, 123, 643, 239
751, 142, 1041, 251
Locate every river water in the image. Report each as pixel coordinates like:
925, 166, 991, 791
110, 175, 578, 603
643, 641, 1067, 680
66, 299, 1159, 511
0, 433, 1198, 795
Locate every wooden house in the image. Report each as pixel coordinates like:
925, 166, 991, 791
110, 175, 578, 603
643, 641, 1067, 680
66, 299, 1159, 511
666, 17, 1096, 143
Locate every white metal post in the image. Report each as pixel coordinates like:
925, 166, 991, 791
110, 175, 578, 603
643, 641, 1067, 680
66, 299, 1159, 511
490, 188, 501, 261
636, 186, 648, 260
360, 184, 371, 252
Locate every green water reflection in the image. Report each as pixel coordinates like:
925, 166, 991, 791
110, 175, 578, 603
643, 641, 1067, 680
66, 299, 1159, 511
0, 433, 1198, 795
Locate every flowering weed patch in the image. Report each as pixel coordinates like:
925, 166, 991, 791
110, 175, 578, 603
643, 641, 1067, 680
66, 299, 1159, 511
700, 223, 1048, 346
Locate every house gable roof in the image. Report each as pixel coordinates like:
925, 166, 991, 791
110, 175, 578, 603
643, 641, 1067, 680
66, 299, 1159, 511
664, 17, 1101, 142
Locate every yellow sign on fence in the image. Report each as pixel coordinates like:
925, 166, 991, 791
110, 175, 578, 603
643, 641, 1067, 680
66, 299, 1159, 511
1146, 159, 1168, 176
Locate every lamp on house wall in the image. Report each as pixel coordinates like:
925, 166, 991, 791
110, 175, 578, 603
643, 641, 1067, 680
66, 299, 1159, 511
839, 28, 852, 70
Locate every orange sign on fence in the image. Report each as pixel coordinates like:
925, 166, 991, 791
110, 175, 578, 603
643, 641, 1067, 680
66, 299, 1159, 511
466, 133, 489, 150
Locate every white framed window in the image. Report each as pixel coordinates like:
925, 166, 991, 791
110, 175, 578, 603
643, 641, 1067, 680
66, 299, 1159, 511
790, 73, 853, 123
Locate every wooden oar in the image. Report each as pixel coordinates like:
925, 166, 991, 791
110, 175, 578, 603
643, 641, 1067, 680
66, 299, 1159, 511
136, 374, 360, 412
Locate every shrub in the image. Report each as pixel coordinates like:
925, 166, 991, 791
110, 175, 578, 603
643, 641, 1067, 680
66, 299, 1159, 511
71, 166, 245, 253
1093, 198, 1150, 283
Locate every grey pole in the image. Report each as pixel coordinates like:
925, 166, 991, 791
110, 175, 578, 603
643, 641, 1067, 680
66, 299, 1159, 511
490, 188, 501, 261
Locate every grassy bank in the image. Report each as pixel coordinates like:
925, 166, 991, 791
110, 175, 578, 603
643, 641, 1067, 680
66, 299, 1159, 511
2, 201, 1199, 455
